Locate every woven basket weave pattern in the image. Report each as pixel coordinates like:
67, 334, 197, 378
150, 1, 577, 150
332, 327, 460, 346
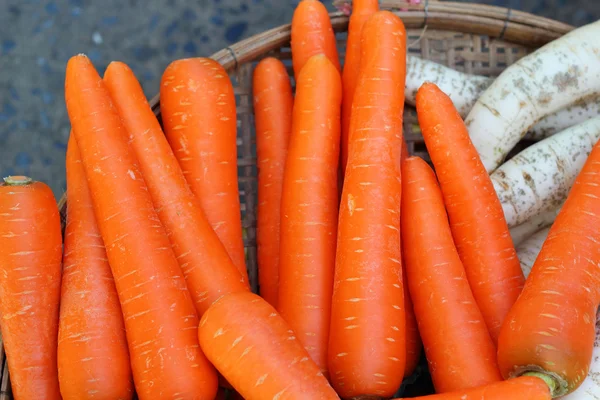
2, 2, 575, 398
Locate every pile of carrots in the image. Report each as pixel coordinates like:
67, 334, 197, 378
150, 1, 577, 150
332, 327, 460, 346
1, 0, 600, 399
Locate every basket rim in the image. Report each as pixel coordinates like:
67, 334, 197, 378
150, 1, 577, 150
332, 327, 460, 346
147, 0, 574, 113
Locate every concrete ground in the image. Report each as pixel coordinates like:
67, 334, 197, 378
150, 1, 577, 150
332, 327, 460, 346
1, 0, 599, 198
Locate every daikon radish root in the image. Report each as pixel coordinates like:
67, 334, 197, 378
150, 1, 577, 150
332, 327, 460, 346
526, 94, 600, 140
405, 55, 492, 118
493, 117, 600, 227
465, 20, 600, 173
509, 205, 561, 246
517, 227, 550, 279
403, 56, 599, 140
560, 310, 600, 400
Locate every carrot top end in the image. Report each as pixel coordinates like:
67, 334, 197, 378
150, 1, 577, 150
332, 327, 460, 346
2, 176, 33, 186
521, 370, 564, 397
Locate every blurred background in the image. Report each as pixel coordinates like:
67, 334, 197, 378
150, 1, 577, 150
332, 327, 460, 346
1, 0, 599, 197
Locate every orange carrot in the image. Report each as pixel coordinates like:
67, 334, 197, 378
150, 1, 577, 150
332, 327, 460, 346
198, 291, 339, 400
328, 11, 407, 399
400, 140, 420, 378
402, 263, 421, 378
278, 54, 342, 376
497, 118, 600, 397
0, 176, 62, 400
65, 54, 217, 400
401, 156, 502, 392
160, 58, 249, 285
253, 57, 293, 308
58, 136, 133, 400
103, 61, 249, 316
415, 82, 524, 344
392, 376, 551, 400
291, 0, 341, 80
340, 0, 379, 176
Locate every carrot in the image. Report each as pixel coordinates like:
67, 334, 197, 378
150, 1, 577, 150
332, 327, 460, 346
103, 61, 249, 317
415, 82, 524, 344
160, 57, 249, 285
497, 119, 600, 397
278, 54, 341, 376
391, 376, 551, 400
401, 263, 421, 378
328, 11, 407, 399
400, 140, 420, 378
0, 176, 62, 400
58, 135, 133, 400
340, 0, 379, 175
198, 291, 339, 400
291, 0, 341, 80
253, 57, 293, 308
65, 54, 218, 400
401, 156, 502, 392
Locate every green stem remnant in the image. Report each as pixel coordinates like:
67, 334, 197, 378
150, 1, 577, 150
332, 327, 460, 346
522, 371, 560, 397
3, 176, 33, 186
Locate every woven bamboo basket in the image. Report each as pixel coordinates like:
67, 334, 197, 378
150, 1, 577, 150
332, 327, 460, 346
0, 1, 577, 399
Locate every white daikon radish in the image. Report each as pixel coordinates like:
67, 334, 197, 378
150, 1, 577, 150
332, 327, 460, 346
405, 55, 492, 117
526, 95, 600, 140
559, 309, 600, 400
517, 227, 550, 278
465, 20, 600, 172
493, 116, 600, 227
509, 205, 561, 246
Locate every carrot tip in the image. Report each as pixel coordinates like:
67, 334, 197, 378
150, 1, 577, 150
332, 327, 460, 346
2, 176, 33, 186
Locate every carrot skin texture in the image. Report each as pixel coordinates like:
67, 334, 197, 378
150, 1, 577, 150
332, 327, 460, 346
402, 262, 421, 378
415, 82, 524, 344
328, 11, 407, 398
65, 54, 218, 400
340, 0, 379, 175
497, 132, 600, 396
400, 138, 420, 378
253, 57, 293, 308
160, 58, 249, 285
401, 157, 502, 392
58, 136, 133, 400
104, 61, 249, 316
0, 177, 62, 400
198, 291, 339, 400
291, 0, 341, 79
392, 376, 551, 400
278, 54, 342, 376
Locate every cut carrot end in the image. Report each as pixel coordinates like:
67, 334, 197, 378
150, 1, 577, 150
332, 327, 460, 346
521, 371, 563, 397
2, 176, 33, 186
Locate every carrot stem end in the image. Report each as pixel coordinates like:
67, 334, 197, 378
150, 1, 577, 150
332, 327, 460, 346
2, 176, 33, 186
522, 371, 561, 397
